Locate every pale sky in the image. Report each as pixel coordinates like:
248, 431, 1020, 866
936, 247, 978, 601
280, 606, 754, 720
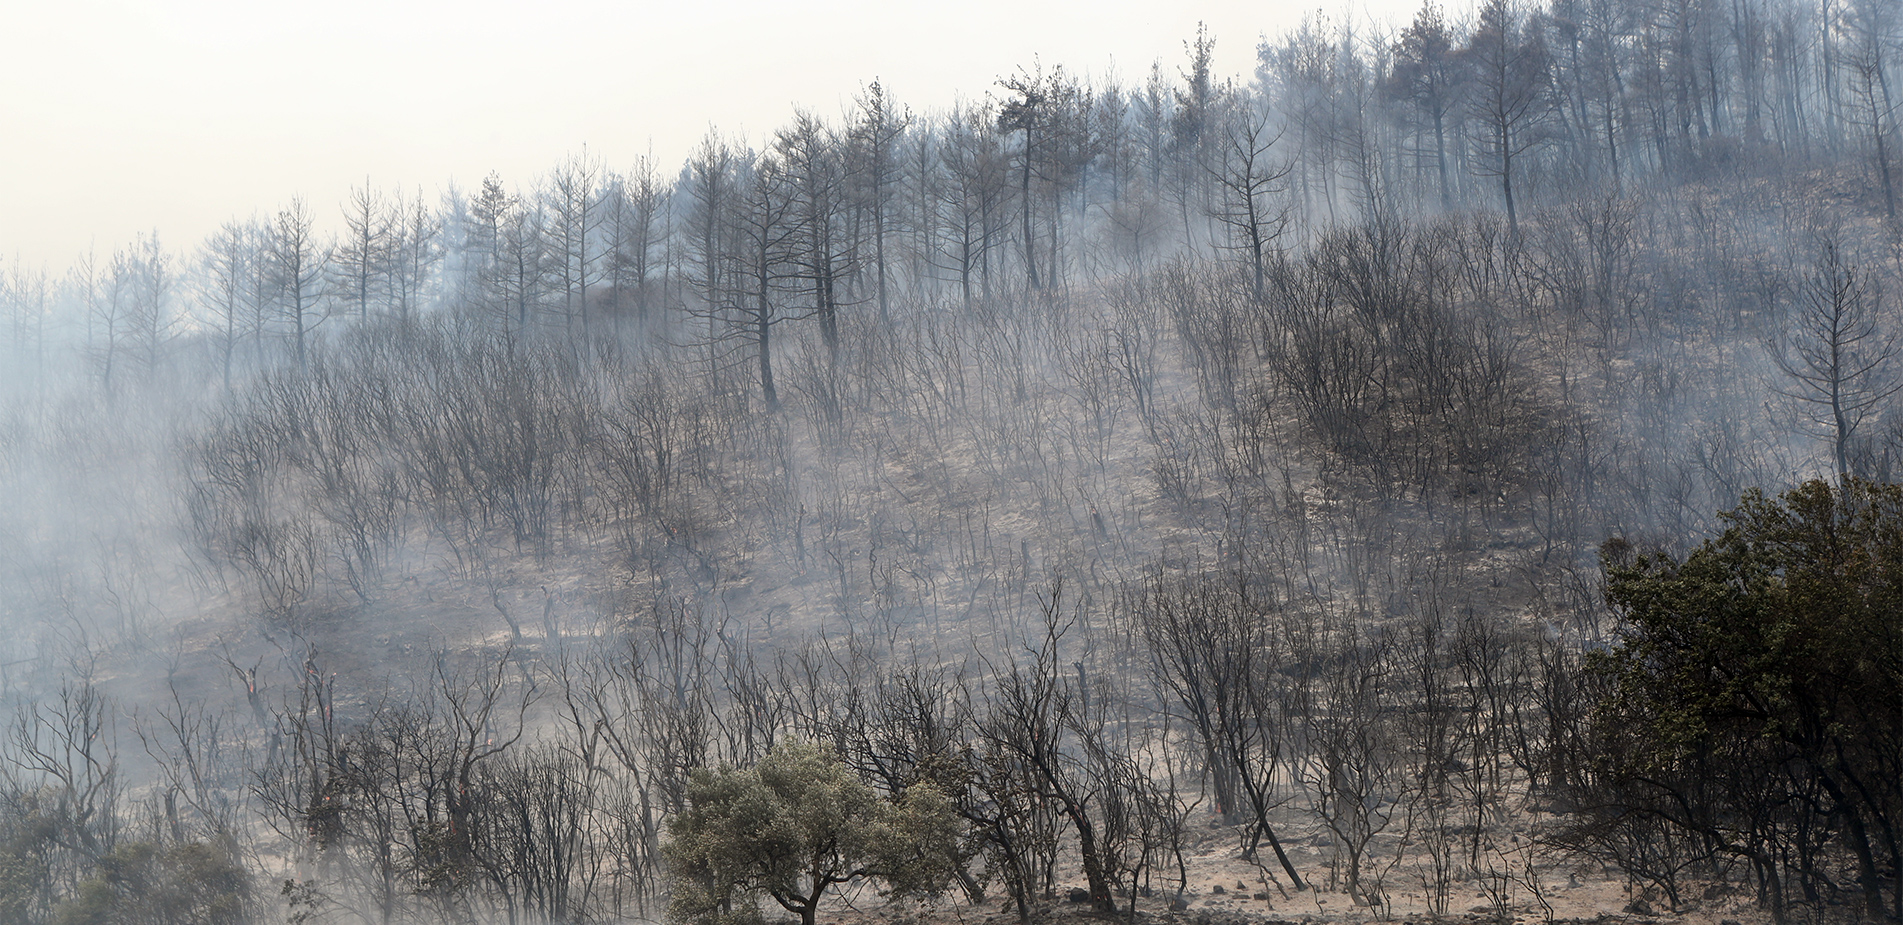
0, 0, 1421, 271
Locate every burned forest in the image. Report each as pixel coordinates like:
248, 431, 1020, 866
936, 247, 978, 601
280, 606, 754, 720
1, 2, 1901, 924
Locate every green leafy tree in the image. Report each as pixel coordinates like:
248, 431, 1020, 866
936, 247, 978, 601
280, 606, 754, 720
664, 742, 962, 925
1587, 479, 1903, 922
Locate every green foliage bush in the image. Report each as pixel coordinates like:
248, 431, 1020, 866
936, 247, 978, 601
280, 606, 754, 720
1590, 479, 1903, 920
664, 741, 962, 925
50, 841, 251, 925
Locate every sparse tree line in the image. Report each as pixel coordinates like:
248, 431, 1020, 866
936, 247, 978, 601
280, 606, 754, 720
1, 0, 1899, 386
0, 0, 1900, 923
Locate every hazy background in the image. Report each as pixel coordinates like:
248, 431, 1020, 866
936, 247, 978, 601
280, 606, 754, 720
0, 0, 1420, 268
3, 0, 1900, 919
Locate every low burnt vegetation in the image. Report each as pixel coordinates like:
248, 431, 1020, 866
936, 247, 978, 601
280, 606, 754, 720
2, 1, 1902, 922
